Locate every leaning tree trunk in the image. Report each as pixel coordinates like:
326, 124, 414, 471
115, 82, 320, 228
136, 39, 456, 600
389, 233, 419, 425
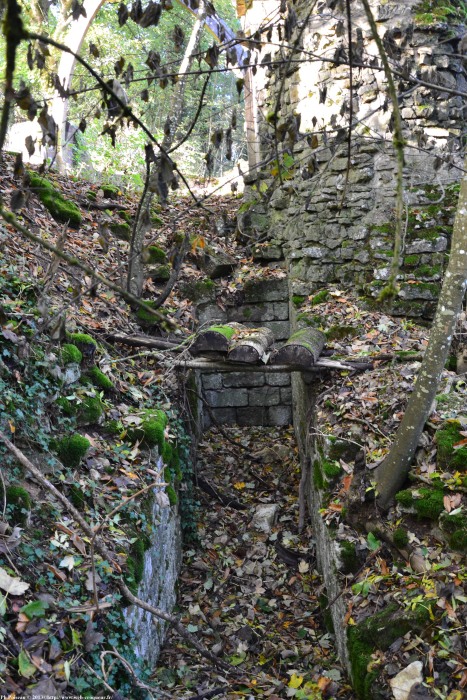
376, 166, 467, 510
127, 1, 207, 299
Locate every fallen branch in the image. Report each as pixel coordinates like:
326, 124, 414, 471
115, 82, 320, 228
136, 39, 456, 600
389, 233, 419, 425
175, 358, 362, 372
0, 432, 237, 675
106, 332, 189, 352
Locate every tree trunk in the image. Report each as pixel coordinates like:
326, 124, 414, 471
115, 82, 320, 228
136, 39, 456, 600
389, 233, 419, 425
127, 3, 207, 299
376, 170, 467, 510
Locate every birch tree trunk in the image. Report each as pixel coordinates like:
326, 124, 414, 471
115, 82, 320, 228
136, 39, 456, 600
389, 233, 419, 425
127, 1, 207, 298
376, 166, 467, 510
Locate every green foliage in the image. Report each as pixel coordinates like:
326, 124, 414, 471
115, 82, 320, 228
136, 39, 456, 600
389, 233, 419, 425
56, 434, 91, 468
28, 172, 82, 228
87, 366, 114, 391
5, 485, 31, 525
61, 343, 83, 365
414, 0, 467, 26
395, 487, 445, 519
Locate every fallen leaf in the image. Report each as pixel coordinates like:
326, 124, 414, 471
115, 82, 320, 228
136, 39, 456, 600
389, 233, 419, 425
0, 567, 30, 595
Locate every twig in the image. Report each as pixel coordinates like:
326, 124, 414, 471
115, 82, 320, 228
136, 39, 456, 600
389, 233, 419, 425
101, 648, 172, 698
188, 687, 230, 700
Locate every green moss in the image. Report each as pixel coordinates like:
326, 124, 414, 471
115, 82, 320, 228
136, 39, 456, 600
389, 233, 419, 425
135, 300, 160, 326
101, 183, 120, 198
440, 512, 467, 552
338, 541, 359, 574
69, 484, 87, 509
56, 397, 77, 416
310, 289, 329, 306
403, 255, 420, 267
393, 528, 409, 548
105, 419, 123, 435
6, 486, 31, 525
56, 434, 90, 468
181, 278, 216, 302
66, 332, 97, 351
436, 421, 467, 472
348, 603, 431, 699
28, 172, 82, 228
127, 409, 168, 448
292, 295, 306, 307
322, 460, 343, 481
166, 484, 178, 506
449, 529, 467, 552
413, 264, 441, 279
207, 325, 237, 340
161, 442, 174, 466
61, 343, 83, 365
242, 307, 253, 319
150, 264, 171, 282
118, 209, 132, 224
395, 488, 445, 520
86, 189, 97, 201
371, 223, 392, 234
326, 325, 359, 341
109, 221, 131, 241
313, 460, 324, 490
79, 396, 104, 425
87, 366, 114, 391
445, 355, 457, 372
151, 212, 163, 226
142, 245, 167, 264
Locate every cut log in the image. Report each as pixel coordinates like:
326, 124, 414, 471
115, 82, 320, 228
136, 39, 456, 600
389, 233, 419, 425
190, 323, 243, 356
228, 326, 274, 364
275, 328, 326, 368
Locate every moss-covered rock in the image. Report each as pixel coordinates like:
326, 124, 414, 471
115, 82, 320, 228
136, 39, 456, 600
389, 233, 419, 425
78, 395, 105, 425
326, 324, 359, 341
148, 264, 171, 283
127, 409, 168, 449
28, 172, 82, 228
66, 333, 97, 362
109, 221, 131, 242
142, 245, 166, 265
101, 183, 120, 199
86, 366, 114, 391
56, 434, 90, 468
337, 540, 359, 574
61, 343, 83, 365
181, 278, 215, 302
348, 603, 431, 699
310, 289, 329, 305
435, 421, 467, 472
393, 528, 409, 548
395, 487, 445, 519
439, 512, 467, 552
135, 300, 160, 327
6, 486, 31, 525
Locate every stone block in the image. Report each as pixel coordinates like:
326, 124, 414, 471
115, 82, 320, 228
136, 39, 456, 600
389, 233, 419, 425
205, 389, 248, 408
280, 387, 293, 404
226, 303, 275, 323
210, 407, 237, 424
248, 387, 280, 407
254, 320, 290, 341
197, 303, 227, 326
237, 407, 268, 426
201, 373, 223, 390
273, 302, 289, 320
405, 237, 447, 254
223, 372, 265, 388
243, 278, 289, 302
266, 373, 290, 387
267, 405, 293, 426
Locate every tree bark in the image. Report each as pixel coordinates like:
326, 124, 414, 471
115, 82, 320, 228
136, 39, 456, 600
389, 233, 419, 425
275, 328, 326, 367
228, 326, 274, 363
376, 169, 467, 510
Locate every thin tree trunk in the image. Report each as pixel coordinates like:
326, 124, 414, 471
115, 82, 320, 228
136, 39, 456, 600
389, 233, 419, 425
127, 2, 207, 299
376, 166, 467, 510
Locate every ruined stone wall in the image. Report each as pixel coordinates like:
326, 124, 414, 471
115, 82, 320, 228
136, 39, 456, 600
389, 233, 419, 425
240, 0, 466, 316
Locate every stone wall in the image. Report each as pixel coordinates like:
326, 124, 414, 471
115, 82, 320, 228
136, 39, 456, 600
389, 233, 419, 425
240, 0, 465, 316
195, 276, 293, 426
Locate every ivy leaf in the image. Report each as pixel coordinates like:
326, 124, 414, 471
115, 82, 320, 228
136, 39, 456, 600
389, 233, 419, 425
367, 532, 380, 551
18, 650, 37, 678
21, 599, 49, 619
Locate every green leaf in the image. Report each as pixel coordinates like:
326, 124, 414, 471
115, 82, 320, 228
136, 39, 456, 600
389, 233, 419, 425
229, 652, 246, 666
283, 153, 295, 169
18, 650, 37, 678
71, 627, 82, 647
21, 599, 48, 619
367, 532, 380, 551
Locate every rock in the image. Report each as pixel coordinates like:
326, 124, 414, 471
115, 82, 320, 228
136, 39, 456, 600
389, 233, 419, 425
389, 661, 423, 700
198, 250, 237, 279
251, 504, 279, 533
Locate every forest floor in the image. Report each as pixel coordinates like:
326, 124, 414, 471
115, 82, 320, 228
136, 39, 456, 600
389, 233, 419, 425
0, 154, 465, 699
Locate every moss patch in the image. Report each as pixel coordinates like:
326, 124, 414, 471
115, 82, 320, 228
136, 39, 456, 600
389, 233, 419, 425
393, 528, 409, 548
101, 183, 120, 198
61, 343, 82, 365
395, 487, 445, 520
439, 512, 467, 552
56, 434, 90, 468
326, 324, 359, 341
338, 541, 359, 574
109, 221, 131, 241
292, 295, 306, 307
28, 172, 82, 228
127, 409, 168, 449
78, 395, 104, 425
6, 486, 31, 525
87, 366, 114, 391
310, 289, 329, 306
207, 325, 237, 340
181, 278, 215, 302
435, 421, 467, 472
142, 245, 166, 265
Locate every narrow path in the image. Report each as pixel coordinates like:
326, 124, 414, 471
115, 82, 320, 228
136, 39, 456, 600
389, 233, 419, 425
157, 426, 355, 699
